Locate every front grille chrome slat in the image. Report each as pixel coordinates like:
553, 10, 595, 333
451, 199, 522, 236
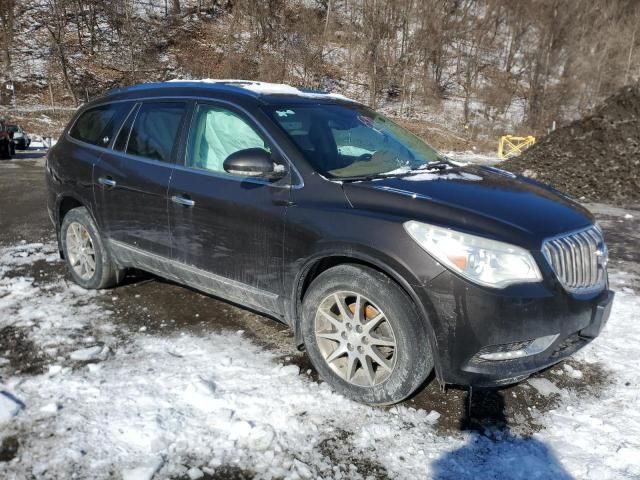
576, 233, 588, 287
587, 229, 600, 285
542, 226, 607, 293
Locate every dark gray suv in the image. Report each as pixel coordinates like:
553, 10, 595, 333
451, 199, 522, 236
46, 80, 613, 405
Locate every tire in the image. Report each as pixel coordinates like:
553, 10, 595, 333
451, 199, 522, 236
60, 207, 123, 289
0, 139, 10, 160
301, 264, 434, 405
9, 143, 15, 156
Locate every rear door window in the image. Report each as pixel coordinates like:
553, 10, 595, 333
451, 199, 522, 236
69, 102, 133, 147
126, 102, 186, 162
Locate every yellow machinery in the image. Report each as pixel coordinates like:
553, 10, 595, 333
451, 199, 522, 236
498, 135, 535, 159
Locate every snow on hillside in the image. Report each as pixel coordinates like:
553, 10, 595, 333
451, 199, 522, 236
1, 240, 639, 479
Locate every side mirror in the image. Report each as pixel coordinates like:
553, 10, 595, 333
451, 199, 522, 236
223, 148, 285, 179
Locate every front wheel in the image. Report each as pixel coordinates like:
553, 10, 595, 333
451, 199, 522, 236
301, 264, 434, 405
61, 207, 123, 289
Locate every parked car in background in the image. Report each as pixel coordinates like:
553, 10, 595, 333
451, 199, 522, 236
46, 80, 613, 405
7, 124, 31, 150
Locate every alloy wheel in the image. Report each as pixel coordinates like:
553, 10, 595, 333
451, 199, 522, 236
66, 222, 96, 281
314, 291, 398, 387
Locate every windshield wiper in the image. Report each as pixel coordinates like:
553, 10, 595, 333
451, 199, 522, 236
417, 158, 452, 170
338, 173, 392, 182
335, 158, 454, 182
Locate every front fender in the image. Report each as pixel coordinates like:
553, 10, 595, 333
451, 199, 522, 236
288, 245, 446, 384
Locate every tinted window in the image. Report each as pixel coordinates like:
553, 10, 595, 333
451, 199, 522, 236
127, 102, 186, 162
114, 104, 140, 151
187, 105, 269, 175
69, 102, 133, 146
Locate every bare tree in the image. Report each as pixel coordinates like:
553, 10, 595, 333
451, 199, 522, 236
0, 0, 15, 83
45, 0, 78, 104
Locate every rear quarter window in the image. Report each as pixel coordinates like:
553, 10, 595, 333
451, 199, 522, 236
69, 102, 133, 147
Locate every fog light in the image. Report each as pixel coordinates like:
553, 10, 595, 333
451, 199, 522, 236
478, 334, 559, 361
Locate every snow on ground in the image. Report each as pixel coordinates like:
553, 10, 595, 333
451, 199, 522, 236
1, 242, 640, 479
444, 151, 501, 165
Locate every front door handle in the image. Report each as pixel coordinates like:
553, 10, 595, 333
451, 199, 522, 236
171, 194, 195, 207
98, 176, 116, 188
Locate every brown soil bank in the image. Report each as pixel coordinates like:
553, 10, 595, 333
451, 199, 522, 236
502, 83, 640, 204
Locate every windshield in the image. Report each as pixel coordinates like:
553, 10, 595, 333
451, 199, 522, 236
7, 125, 19, 133
265, 104, 440, 179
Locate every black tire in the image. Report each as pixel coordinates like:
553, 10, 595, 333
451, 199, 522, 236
60, 207, 123, 289
0, 139, 10, 160
9, 143, 15, 156
301, 264, 434, 405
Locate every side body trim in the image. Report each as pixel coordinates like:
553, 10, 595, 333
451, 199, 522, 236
108, 239, 282, 318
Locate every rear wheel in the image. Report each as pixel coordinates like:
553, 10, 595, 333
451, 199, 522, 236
61, 207, 123, 289
301, 264, 434, 405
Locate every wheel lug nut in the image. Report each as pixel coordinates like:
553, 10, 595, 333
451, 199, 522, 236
346, 323, 352, 330
357, 346, 364, 354
341, 331, 347, 340
362, 337, 369, 345
355, 325, 363, 333
347, 343, 353, 351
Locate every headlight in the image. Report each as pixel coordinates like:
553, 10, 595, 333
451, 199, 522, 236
404, 221, 542, 288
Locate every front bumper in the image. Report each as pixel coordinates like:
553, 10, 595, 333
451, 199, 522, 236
418, 271, 614, 387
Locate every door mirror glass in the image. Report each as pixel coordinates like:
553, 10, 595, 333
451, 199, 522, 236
223, 148, 285, 179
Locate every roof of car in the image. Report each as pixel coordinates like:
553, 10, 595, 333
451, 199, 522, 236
103, 79, 358, 107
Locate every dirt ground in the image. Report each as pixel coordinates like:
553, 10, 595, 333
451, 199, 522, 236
502, 83, 640, 205
0, 151, 634, 448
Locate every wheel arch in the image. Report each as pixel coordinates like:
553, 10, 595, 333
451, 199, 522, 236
58, 195, 84, 226
55, 193, 100, 258
291, 252, 444, 384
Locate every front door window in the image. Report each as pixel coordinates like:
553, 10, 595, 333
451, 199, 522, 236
187, 105, 270, 175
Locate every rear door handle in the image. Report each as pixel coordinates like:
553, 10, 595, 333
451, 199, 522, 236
273, 199, 296, 206
171, 194, 195, 207
98, 176, 116, 188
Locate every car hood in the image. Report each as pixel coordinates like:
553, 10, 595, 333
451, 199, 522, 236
341, 165, 594, 249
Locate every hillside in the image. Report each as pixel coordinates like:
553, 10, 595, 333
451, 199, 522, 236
1, 0, 639, 147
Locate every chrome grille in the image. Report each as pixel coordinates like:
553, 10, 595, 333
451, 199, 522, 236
542, 226, 607, 293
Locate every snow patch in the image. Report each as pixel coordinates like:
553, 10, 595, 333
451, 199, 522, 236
122, 457, 164, 480
167, 79, 354, 102
563, 364, 583, 379
187, 467, 204, 479
1, 241, 640, 479
39, 402, 60, 414
528, 378, 565, 397
0, 391, 24, 423
0, 242, 114, 360
69, 346, 104, 361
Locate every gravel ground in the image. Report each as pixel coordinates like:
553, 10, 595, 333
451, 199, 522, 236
502, 83, 640, 205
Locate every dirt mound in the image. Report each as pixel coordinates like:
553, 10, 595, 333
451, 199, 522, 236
502, 84, 640, 204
